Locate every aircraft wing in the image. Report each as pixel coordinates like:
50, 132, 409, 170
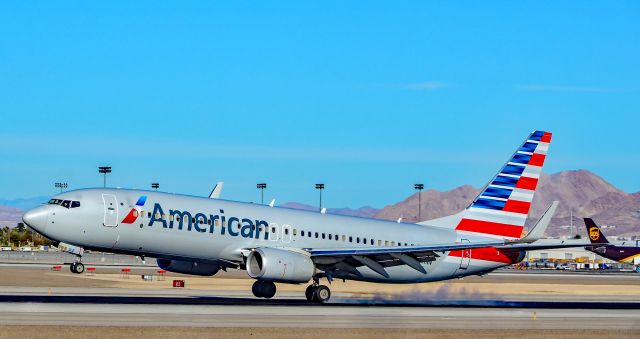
306, 239, 592, 278
307, 240, 502, 257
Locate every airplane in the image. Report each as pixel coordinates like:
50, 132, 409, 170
583, 218, 640, 266
22, 130, 587, 303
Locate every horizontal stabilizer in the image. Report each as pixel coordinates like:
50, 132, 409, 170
510, 201, 558, 244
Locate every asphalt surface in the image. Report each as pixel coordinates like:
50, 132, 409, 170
1, 302, 639, 329
1, 263, 640, 331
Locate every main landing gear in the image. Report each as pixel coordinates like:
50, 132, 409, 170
305, 282, 331, 303
250, 279, 331, 303
252, 280, 276, 299
70, 256, 84, 274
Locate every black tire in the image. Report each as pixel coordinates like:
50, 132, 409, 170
69, 262, 77, 274
314, 285, 330, 303
252, 281, 263, 298
74, 262, 85, 274
305, 285, 315, 302
262, 282, 276, 299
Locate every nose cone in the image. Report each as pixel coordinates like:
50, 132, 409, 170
23, 206, 49, 232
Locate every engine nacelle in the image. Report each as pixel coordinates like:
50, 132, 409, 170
246, 247, 315, 283
156, 258, 220, 276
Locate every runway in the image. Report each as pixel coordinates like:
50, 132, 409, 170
1, 300, 640, 330
1, 265, 640, 337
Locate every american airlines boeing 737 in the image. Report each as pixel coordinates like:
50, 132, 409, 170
22, 130, 585, 302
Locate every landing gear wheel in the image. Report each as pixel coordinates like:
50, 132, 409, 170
69, 262, 77, 273
252, 281, 277, 299
314, 285, 331, 303
305, 285, 316, 302
74, 262, 85, 274
252, 281, 263, 298
262, 282, 276, 299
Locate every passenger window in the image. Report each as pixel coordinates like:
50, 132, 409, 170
293, 229, 297, 236
336, 235, 339, 241
285, 228, 289, 235
349, 236, 353, 243
322, 233, 325, 239
363, 238, 367, 244
391, 241, 396, 246
272, 227, 276, 233
385, 241, 389, 246
308, 231, 312, 237
356, 237, 360, 243
301, 230, 305, 236
328, 234, 332, 240
315, 232, 319, 238
71, 201, 80, 208
371, 239, 374, 245
378, 240, 382, 246
342, 235, 346, 242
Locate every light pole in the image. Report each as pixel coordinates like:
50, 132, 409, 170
98, 166, 112, 188
151, 183, 160, 191
414, 183, 424, 221
315, 183, 325, 212
257, 183, 267, 204
54, 182, 68, 193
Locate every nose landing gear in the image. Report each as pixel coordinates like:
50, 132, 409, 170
70, 256, 84, 274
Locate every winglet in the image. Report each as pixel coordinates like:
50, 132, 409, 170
511, 201, 558, 243
321, 207, 327, 214
269, 199, 276, 207
209, 182, 224, 199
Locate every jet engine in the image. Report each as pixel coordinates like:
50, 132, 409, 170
246, 247, 315, 283
156, 258, 221, 276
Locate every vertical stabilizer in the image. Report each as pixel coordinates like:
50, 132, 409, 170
421, 131, 552, 239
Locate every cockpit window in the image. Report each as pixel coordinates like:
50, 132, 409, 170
49, 199, 81, 208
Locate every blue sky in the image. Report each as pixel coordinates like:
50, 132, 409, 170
1, 1, 639, 208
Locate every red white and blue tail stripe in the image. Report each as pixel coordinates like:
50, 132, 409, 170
455, 131, 552, 239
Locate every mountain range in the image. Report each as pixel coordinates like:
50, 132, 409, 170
1, 170, 638, 236
376, 170, 640, 237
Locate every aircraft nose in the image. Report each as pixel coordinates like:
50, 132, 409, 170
23, 206, 49, 232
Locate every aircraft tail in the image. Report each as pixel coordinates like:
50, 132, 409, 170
421, 130, 552, 240
584, 218, 610, 244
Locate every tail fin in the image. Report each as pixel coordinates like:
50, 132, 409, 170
452, 130, 552, 239
584, 218, 609, 244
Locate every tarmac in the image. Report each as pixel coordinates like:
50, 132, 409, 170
1, 263, 639, 338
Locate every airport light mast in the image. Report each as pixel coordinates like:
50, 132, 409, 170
98, 166, 112, 188
414, 183, 424, 221
315, 183, 325, 212
151, 183, 160, 191
54, 182, 68, 193
257, 183, 267, 204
